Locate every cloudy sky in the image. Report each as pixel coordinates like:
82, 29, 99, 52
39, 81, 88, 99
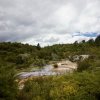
0, 0, 100, 46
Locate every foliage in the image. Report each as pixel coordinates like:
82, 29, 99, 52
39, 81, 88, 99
95, 35, 100, 46
77, 58, 91, 72
18, 69, 100, 100
0, 64, 18, 100
37, 43, 41, 50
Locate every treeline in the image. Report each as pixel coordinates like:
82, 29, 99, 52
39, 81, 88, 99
0, 35, 100, 69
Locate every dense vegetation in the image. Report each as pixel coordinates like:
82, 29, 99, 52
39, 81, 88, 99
0, 35, 100, 100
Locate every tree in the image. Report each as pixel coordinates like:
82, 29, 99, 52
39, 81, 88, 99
95, 35, 100, 46
87, 39, 94, 45
81, 40, 85, 43
74, 41, 78, 45
37, 43, 41, 50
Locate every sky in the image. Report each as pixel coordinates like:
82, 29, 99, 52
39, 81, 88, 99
0, 0, 100, 46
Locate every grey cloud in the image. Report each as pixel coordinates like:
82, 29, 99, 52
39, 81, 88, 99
0, 0, 100, 45
35, 37, 59, 43
44, 37, 59, 43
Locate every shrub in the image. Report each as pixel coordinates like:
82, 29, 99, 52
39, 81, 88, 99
53, 64, 58, 68
77, 59, 91, 72
0, 64, 18, 100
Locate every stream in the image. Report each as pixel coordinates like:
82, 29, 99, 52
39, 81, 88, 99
19, 65, 61, 79
18, 60, 77, 79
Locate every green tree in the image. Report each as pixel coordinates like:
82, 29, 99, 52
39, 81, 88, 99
87, 39, 94, 45
37, 43, 41, 50
81, 40, 85, 43
95, 35, 100, 46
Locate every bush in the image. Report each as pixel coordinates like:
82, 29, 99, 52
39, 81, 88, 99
18, 71, 100, 100
0, 64, 18, 100
33, 59, 46, 67
53, 64, 58, 68
77, 59, 91, 72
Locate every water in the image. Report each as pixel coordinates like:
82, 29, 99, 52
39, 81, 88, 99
19, 65, 59, 78
18, 60, 77, 79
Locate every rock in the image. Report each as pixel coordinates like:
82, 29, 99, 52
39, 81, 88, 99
69, 55, 89, 62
